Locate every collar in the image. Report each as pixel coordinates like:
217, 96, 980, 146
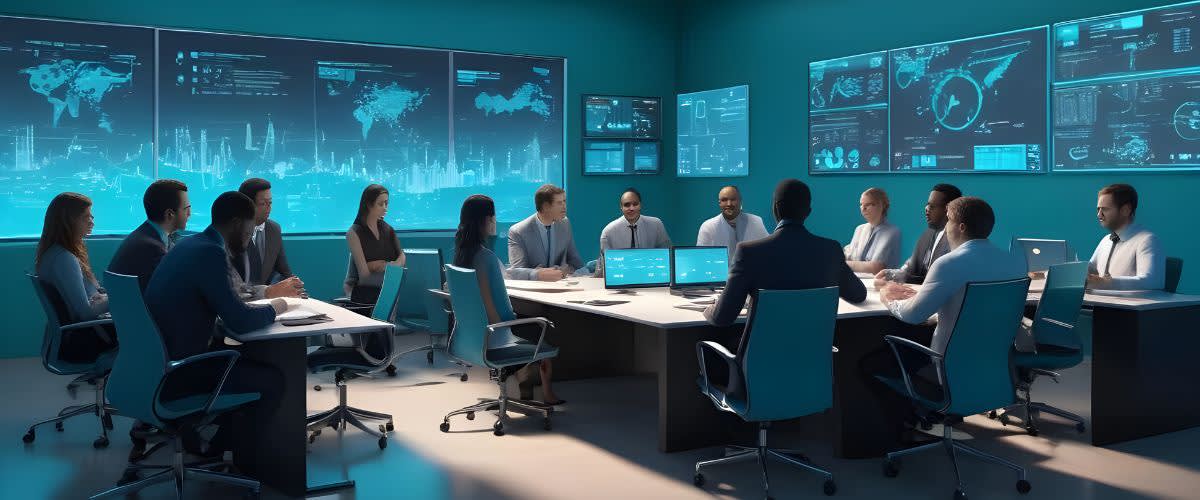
625, 215, 641, 226
147, 220, 170, 246
205, 226, 227, 251
955, 238, 985, 252
254, 222, 266, 233
535, 213, 556, 227
1114, 223, 1141, 242
775, 219, 802, 231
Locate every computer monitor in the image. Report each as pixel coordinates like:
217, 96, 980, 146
671, 246, 728, 288
1012, 238, 1070, 273
603, 248, 671, 289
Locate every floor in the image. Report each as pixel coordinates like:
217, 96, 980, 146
2, 333, 1199, 500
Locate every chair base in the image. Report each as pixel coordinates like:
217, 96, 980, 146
395, 332, 471, 379
90, 439, 260, 499
884, 422, 1029, 498
307, 378, 393, 449
991, 371, 1086, 436
440, 369, 552, 436
694, 424, 835, 498
25, 375, 116, 449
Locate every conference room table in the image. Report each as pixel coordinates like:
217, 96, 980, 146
224, 298, 393, 497
496, 277, 1200, 457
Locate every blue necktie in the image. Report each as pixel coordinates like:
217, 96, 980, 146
858, 227, 878, 261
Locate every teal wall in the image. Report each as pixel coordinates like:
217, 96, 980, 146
674, 0, 1199, 295
0, 0, 680, 357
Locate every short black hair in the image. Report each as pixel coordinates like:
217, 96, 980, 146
932, 183, 963, 203
238, 178, 271, 202
535, 184, 565, 212
948, 197, 995, 240
143, 179, 187, 223
1099, 183, 1138, 217
621, 187, 642, 202
211, 191, 256, 226
773, 179, 812, 222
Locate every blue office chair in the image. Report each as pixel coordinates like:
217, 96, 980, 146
692, 287, 840, 498
990, 262, 1088, 436
1165, 256, 1183, 293
394, 249, 452, 365
90, 272, 260, 499
879, 278, 1032, 500
305, 263, 399, 450
439, 264, 558, 436
24, 274, 119, 449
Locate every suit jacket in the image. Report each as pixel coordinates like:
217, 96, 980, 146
506, 214, 584, 280
107, 222, 168, 292
146, 226, 276, 360
235, 219, 291, 286
705, 221, 867, 353
887, 227, 951, 285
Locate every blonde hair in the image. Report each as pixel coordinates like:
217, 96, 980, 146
862, 187, 890, 217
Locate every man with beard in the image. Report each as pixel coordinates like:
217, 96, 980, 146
874, 183, 962, 288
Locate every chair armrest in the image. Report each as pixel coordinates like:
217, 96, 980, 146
155, 350, 241, 420
695, 340, 737, 396
487, 317, 555, 364
832, 346, 839, 353
354, 325, 396, 368
883, 335, 946, 409
61, 318, 115, 344
1039, 317, 1074, 330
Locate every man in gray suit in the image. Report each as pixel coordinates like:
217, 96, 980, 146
234, 178, 304, 298
507, 184, 584, 281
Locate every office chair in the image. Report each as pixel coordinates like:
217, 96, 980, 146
879, 278, 1032, 500
439, 264, 558, 436
305, 263, 399, 450
693, 287, 840, 498
24, 274, 119, 449
990, 262, 1088, 436
90, 272, 260, 499
393, 249, 452, 363
1165, 256, 1183, 293
331, 253, 397, 376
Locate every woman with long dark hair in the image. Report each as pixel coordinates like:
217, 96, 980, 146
345, 184, 406, 304
35, 192, 116, 362
453, 195, 564, 405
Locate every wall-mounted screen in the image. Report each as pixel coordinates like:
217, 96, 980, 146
583, 95, 660, 139
677, 84, 749, 177
0, 17, 154, 238
582, 139, 660, 175
890, 27, 1048, 173
1054, 1, 1200, 84
809, 51, 890, 174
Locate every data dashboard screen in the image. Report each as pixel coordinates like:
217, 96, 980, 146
809, 51, 890, 173
603, 248, 670, 289
671, 246, 728, 287
677, 84, 749, 177
583, 95, 660, 139
1055, 1, 1200, 83
890, 27, 1048, 172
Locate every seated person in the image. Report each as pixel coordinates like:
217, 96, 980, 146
507, 184, 584, 281
1086, 183, 1165, 291
35, 192, 115, 363
696, 185, 769, 259
455, 195, 564, 405
345, 184, 406, 304
844, 187, 901, 274
233, 178, 301, 291
875, 183, 961, 287
108, 179, 191, 291
597, 187, 671, 276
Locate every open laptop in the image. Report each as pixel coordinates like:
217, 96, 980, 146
1012, 238, 1070, 273
603, 248, 671, 291
670, 246, 728, 296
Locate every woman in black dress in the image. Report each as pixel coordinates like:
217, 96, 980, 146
344, 184, 406, 305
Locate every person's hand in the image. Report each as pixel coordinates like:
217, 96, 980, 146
266, 277, 305, 298
873, 270, 890, 290
1086, 273, 1110, 289
881, 282, 917, 301
368, 260, 387, 273
1028, 271, 1046, 280
269, 298, 288, 314
536, 268, 565, 281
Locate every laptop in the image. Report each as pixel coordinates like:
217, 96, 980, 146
1012, 238, 1070, 273
603, 248, 671, 290
670, 246, 728, 295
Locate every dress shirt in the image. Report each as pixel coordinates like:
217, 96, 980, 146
1086, 223, 1165, 290
844, 220, 902, 268
696, 212, 769, 258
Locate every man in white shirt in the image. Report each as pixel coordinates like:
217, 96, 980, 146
696, 185, 769, 257
1086, 183, 1165, 291
598, 188, 671, 276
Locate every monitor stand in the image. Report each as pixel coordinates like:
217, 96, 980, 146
610, 289, 639, 295
670, 287, 717, 297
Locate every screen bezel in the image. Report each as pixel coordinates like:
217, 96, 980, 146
669, 245, 730, 288
602, 248, 672, 289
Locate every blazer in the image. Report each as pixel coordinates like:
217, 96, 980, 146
107, 221, 168, 292
145, 226, 276, 360
704, 221, 867, 353
236, 219, 292, 286
506, 213, 584, 280
884, 226, 951, 285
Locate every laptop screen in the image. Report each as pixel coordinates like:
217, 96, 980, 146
603, 248, 671, 289
671, 246, 729, 287
1013, 238, 1069, 272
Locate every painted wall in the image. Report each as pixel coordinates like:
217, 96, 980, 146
674, 0, 1198, 295
0, 0, 680, 357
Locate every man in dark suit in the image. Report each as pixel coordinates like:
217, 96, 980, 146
874, 183, 961, 287
107, 179, 191, 291
146, 191, 288, 455
705, 179, 868, 355
233, 178, 302, 294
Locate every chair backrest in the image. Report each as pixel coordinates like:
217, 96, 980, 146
443, 264, 491, 366
103, 272, 170, 427
740, 287, 839, 422
28, 274, 73, 372
1030, 261, 1088, 349
1165, 256, 1183, 293
396, 249, 444, 319
371, 264, 405, 323
942, 278, 1030, 416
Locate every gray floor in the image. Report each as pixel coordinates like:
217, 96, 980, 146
3, 333, 1199, 499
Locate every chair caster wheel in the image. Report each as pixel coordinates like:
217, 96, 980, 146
309, 431, 320, 443
1016, 479, 1031, 494
378, 436, 387, 449
22, 430, 34, 444
55, 422, 64, 432
1075, 423, 1086, 433
386, 364, 397, 377
543, 418, 552, 431
426, 351, 435, 365
313, 385, 321, 391
920, 421, 933, 431
988, 410, 998, 419
693, 473, 705, 487
102, 414, 114, 430
493, 422, 505, 436
385, 421, 394, 432
93, 436, 109, 449
460, 373, 468, 382
954, 489, 968, 500
1027, 427, 1039, 437
883, 459, 899, 478
466, 412, 475, 420
823, 479, 837, 496
439, 422, 450, 433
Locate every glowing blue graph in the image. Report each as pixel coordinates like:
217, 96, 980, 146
809, 52, 889, 174
1055, 1, 1200, 83
677, 85, 749, 177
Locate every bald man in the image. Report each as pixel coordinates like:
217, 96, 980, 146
696, 185, 769, 257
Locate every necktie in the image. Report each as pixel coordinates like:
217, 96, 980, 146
544, 225, 553, 267
254, 228, 265, 264
926, 232, 942, 268
167, 231, 180, 250
629, 225, 638, 249
1103, 233, 1121, 276
859, 227, 878, 261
